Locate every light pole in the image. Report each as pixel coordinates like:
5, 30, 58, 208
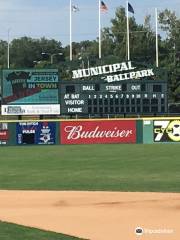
7, 28, 11, 69
41, 52, 63, 64
33, 60, 41, 66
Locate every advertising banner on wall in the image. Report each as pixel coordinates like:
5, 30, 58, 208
0, 123, 9, 145
1, 104, 60, 115
2, 69, 59, 104
154, 120, 180, 142
16, 122, 56, 145
61, 120, 136, 144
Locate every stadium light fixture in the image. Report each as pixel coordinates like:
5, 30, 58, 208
41, 52, 63, 64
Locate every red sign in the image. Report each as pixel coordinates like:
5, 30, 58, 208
61, 120, 136, 144
0, 130, 9, 140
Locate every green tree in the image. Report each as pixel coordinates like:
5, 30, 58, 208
159, 9, 180, 102
0, 40, 8, 68
10, 37, 63, 68
100, 7, 157, 64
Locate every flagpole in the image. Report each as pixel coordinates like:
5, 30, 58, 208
126, 1, 130, 61
70, 0, 72, 61
155, 8, 159, 67
99, 0, 101, 59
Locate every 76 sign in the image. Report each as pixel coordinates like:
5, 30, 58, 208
154, 120, 180, 142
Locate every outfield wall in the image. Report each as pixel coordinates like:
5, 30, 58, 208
0, 118, 180, 145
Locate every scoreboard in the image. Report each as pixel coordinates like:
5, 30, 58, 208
60, 60, 168, 116
1, 61, 168, 116
60, 79, 168, 115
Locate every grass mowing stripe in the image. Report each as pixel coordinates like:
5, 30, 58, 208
0, 221, 85, 240
0, 144, 180, 192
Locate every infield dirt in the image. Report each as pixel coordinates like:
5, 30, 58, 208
0, 190, 180, 240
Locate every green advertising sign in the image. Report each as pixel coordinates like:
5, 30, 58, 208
2, 69, 59, 104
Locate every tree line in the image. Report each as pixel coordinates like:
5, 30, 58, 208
0, 7, 179, 103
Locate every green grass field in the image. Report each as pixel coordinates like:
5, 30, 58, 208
0, 144, 180, 239
0, 221, 84, 240
0, 144, 180, 192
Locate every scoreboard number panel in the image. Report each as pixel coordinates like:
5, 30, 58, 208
60, 79, 168, 115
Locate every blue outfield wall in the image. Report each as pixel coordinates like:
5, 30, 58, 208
0, 118, 180, 146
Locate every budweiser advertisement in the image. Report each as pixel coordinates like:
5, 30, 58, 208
61, 120, 136, 144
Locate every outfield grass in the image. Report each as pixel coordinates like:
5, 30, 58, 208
0, 144, 180, 192
0, 221, 84, 240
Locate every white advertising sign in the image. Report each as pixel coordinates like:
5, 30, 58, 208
1, 104, 60, 115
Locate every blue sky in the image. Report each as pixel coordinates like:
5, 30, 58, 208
0, 0, 179, 46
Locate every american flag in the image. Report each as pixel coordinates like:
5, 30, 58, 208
100, 1, 108, 13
